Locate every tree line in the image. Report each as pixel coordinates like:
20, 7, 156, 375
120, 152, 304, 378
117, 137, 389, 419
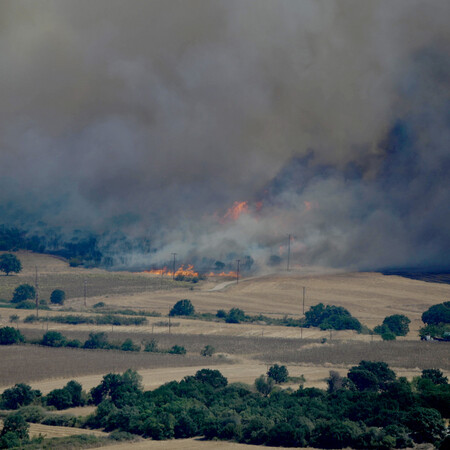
1, 364, 448, 449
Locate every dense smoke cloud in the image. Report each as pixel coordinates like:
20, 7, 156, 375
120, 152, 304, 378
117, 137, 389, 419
0, 0, 449, 270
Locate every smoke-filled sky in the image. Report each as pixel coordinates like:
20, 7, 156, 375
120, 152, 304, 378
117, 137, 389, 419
1, 0, 449, 270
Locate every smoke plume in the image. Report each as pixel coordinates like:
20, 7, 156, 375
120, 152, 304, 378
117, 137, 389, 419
0, 0, 449, 270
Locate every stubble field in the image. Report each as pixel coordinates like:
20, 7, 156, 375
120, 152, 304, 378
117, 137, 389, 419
1, 251, 449, 447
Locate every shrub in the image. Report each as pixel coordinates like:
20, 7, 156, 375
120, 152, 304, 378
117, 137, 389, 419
93, 302, 106, 308
216, 309, 227, 319
50, 289, 66, 305
41, 331, 67, 347
11, 284, 35, 303
200, 345, 215, 357
255, 375, 274, 396
169, 345, 186, 355
226, 308, 246, 324
83, 332, 110, 349
144, 339, 159, 352
24, 314, 38, 323
0, 412, 29, 440
66, 339, 82, 348
169, 299, 195, 316
381, 330, 396, 341
267, 364, 289, 384
0, 326, 24, 345
120, 339, 140, 352
15, 300, 36, 309
375, 314, 410, 337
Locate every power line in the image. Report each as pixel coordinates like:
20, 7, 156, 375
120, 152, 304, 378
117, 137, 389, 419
236, 259, 240, 284
287, 234, 291, 271
35, 266, 39, 318
171, 253, 177, 281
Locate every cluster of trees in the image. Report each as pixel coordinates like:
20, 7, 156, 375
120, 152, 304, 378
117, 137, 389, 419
49, 363, 450, 448
1, 363, 448, 448
420, 301, 450, 340
304, 303, 362, 331
374, 314, 411, 340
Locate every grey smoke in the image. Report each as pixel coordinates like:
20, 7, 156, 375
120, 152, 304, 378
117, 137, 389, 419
0, 0, 449, 270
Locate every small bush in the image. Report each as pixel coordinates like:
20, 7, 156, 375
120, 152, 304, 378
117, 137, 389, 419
200, 345, 215, 357
93, 302, 106, 308
24, 314, 38, 323
41, 331, 67, 347
120, 339, 140, 352
144, 339, 159, 352
0, 326, 25, 345
15, 300, 36, 310
169, 345, 186, 355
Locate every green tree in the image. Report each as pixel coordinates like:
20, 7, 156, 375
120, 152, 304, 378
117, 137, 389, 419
0, 327, 24, 345
347, 361, 396, 391
194, 369, 228, 388
90, 369, 143, 407
0, 253, 22, 276
254, 375, 274, 396
226, 308, 246, 324
422, 302, 450, 325
50, 289, 65, 305
0, 412, 29, 440
41, 331, 67, 347
46, 380, 85, 410
169, 299, 195, 316
267, 364, 289, 384
169, 345, 186, 355
120, 339, 140, 352
11, 284, 35, 303
421, 369, 448, 385
83, 332, 110, 349
0, 384, 40, 409
376, 314, 410, 336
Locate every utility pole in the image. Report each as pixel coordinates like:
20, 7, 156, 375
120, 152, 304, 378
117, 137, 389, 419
84, 279, 87, 307
236, 259, 240, 284
171, 253, 177, 281
302, 286, 306, 315
35, 266, 39, 318
287, 234, 291, 271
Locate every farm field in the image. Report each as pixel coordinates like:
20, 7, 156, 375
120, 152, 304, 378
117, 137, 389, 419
1, 252, 449, 448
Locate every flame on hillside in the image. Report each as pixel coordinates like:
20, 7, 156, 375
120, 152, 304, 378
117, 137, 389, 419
142, 265, 237, 278
223, 201, 248, 221
143, 264, 199, 277
207, 271, 238, 277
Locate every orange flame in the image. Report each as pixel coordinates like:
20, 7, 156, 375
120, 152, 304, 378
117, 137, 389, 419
143, 264, 199, 278
223, 201, 249, 221
207, 271, 238, 277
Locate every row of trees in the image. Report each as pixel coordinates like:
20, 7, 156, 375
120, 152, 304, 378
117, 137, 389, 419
3, 363, 445, 448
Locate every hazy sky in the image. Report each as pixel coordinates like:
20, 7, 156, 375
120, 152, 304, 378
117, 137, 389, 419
1, 0, 449, 270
